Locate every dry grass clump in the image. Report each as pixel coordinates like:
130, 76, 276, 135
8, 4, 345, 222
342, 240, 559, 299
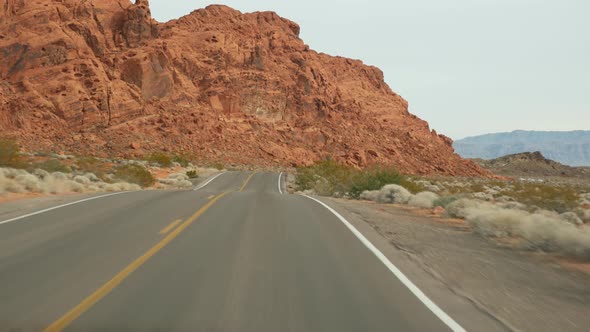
408, 191, 440, 208
445, 198, 590, 259
0, 167, 141, 195
360, 185, 440, 208
158, 173, 192, 188
360, 184, 412, 204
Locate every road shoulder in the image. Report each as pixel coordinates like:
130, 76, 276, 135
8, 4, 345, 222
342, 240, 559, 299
316, 197, 590, 332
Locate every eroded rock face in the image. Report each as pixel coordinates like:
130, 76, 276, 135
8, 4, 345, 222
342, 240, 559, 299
0, 1, 490, 176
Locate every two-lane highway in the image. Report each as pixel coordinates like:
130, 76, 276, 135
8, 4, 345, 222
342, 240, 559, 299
0, 172, 463, 331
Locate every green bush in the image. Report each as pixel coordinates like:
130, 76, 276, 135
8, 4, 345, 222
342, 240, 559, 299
209, 162, 224, 171
172, 154, 192, 167
113, 164, 155, 188
75, 157, 110, 179
146, 152, 172, 167
186, 170, 198, 179
295, 160, 413, 198
348, 166, 405, 198
35, 159, 71, 173
0, 137, 23, 168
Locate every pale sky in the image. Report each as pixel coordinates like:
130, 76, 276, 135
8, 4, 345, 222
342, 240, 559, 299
149, 0, 589, 139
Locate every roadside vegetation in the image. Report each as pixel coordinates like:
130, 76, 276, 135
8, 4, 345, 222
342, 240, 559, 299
146, 152, 173, 167
0, 138, 220, 196
113, 164, 155, 187
295, 159, 590, 260
0, 137, 22, 168
295, 159, 422, 198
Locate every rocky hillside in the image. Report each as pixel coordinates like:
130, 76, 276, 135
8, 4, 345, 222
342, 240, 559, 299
455, 130, 590, 166
473, 151, 590, 179
0, 0, 488, 176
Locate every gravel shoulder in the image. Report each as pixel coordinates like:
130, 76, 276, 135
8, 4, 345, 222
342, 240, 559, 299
320, 197, 590, 332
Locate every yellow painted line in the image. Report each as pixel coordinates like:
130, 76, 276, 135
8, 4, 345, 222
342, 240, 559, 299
158, 219, 182, 235
207, 195, 215, 200
43, 192, 228, 332
239, 172, 256, 192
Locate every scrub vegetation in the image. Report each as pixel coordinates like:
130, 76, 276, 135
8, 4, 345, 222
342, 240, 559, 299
295, 159, 422, 198
295, 159, 590, 260
0, 138, 219, 196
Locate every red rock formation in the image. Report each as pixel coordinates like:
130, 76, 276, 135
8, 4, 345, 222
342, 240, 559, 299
0, 0, 490, 176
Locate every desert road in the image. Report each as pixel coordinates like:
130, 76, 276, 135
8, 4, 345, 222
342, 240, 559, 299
0, 172, 464, 331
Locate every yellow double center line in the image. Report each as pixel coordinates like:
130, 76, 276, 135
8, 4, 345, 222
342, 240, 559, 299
45, 172, 257, 331
43, 192, 227, 332
159, 219, 182, 235
239, 172, 256, 192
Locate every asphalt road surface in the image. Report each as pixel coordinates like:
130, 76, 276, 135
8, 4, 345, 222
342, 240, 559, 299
0, 172, 464, 331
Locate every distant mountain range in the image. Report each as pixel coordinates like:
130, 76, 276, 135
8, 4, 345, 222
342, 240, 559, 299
453, 130, 590, 166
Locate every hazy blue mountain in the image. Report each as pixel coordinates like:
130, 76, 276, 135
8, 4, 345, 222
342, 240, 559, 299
453, 130, 590, 166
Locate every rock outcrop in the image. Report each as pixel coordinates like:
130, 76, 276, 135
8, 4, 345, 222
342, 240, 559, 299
0, 0, 489, 176
473, 151, 590, 178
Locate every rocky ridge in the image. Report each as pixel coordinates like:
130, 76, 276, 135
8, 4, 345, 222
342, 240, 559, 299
0, 0, 489, 176
473, 151, 590, 179
454, 130, 590, 167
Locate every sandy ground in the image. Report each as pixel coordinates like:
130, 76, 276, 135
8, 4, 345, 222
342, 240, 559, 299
322, 197, 590, 332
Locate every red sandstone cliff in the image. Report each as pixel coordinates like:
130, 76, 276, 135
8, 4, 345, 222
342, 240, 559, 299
0, 0, 489, 176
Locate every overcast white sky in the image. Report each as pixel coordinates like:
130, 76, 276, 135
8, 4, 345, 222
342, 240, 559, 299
149, 0, 589, 139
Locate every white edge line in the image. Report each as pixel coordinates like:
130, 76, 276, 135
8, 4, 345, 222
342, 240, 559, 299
193, 172, 226, 191
278, 172, 283, 194
302, 195, 466, 332
0, 192, 129, 226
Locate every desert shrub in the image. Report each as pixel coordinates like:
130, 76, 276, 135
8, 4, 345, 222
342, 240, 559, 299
360, 184, 413, 204
0, 138, 24, 168
146, 152, 172, 167
349, 166, 405, 198
35, 159, 71, 173
560, 212, 583, 225
113, 164, 155, 187
172, 154, 192, 167
1, 167, 140, 195
576, 209, 590, 223
75, 157, 108, 175
445, 198, 590, 259
295, 160, 413, 198
159, 173, 192, 188
186, 170, 198, 179
398, 178, 426, 194
504, 182, 579, 213
295, 159, 356, 196
468, 182, 486, 193
209, 162, 225, 171
433, 195, 460, 208
408, 191, 440, 208
102, 182, 141, 192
